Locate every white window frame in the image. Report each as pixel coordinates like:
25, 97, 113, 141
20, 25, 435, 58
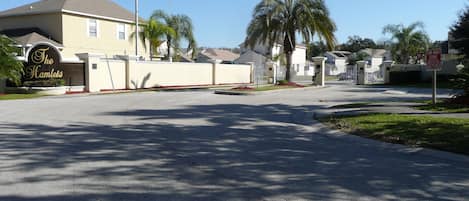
87, 19, 99, 38
117, 23, 126, 40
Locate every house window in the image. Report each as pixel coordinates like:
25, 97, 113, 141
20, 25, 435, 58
88, 19, 98, 37
117, 24, 126, 40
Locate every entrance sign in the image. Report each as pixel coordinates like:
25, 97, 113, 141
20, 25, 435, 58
426, 49, 441, 71
426, 48, 441, 105
24, 44, 63, 81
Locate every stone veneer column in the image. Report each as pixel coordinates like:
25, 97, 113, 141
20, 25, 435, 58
356, 61, 367, 85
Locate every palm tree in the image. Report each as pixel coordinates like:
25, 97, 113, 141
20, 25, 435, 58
151, 10, 197, 60
245, 0, 336, 81
383, 22, 430, 64
132, 19, 175, 60
0, 35, 23, 85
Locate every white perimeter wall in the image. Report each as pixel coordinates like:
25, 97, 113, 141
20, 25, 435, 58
84, 56, 253, 92
128, 62, 213, 88
215, 64, 252, 84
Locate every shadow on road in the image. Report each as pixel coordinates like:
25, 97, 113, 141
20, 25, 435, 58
0, 104, 468, 201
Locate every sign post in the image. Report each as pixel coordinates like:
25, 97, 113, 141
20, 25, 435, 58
426, 49, 442, 105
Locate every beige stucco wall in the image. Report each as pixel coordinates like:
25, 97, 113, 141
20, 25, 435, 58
89, 59, 126, 91
128, 62, 214, 88
61, 13, 148, 60
0, 13, 63, 43
215, 64, 252, 84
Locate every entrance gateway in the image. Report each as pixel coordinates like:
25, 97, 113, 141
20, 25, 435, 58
22, 43, 86, 90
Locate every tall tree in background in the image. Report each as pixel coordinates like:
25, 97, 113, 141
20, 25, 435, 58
245, 0, 336, 81
450, 6, 469, 102
383, 22, 430, 64
339, 35, 377, 52
450, 5, 469, 60
151, 10, 197, 60
307, 41, 328, 58
132, 19, 175, 60
0, 35, 23, 85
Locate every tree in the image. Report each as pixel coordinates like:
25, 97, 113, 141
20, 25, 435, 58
383, 22, 430, 64
339, 35, 377, 52
347, 52, 370, 65
307, 41, 328, 59
151, 10, 197, 60
245, 0, 336, 81
132, 19, 175, 60
450, 5, 469, 60
450, 6, 469, 101
0, 35, 23, 85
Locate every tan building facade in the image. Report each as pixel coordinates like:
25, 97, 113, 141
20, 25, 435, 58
0, 0, 148, 61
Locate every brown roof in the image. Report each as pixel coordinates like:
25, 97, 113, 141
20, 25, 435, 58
0, 0, 138, 23
11, 32, 63, 48
201, 49, 240, 62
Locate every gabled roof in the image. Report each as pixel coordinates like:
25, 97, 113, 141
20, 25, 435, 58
11, 32, 63, 48
200, 49, 240, 62
0, 0, 138, 23
0, 27, 62, 47
325, 51, 351, 59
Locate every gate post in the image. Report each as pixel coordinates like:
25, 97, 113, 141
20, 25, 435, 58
357, 61, 367, 85
383, 60, 393, 84
312, 56, 327, 86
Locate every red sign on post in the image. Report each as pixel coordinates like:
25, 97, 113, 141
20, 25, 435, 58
426, 49, 441, 71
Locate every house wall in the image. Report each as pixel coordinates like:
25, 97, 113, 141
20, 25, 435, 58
0, 13, 63, 42
291, 47, 307, 75
326, 59, 347, 76
61, 13, 148, 60
235, 50, 268, 84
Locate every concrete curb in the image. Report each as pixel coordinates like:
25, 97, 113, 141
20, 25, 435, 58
214, 85, 329, 96
313, 114, 469, 164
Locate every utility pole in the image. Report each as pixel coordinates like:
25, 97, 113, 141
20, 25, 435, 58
135, 0, 139, 58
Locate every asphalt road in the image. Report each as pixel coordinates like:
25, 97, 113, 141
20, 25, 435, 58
0, 82, 467, 201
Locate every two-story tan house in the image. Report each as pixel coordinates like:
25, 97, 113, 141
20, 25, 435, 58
0, 0, 148, 62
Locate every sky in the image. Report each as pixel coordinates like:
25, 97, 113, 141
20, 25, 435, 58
1, 0, 467, 48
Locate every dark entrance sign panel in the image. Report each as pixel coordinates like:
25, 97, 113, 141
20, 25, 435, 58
23, 44, 85, 86
24, 44, 63, 81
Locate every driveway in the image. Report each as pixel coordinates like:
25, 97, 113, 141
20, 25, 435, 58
0, 82, 468, 201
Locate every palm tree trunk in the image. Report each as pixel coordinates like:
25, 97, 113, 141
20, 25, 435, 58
285, 52, 293, 82
167, 38, 172, 61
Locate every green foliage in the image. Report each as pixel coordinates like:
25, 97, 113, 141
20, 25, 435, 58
245, 0, 336, 81
451, 64, 469, 100
450, 6, 469, 59
132, 19, 176, 60
339, 35, 377, 52
307, 41, 328, 58
347, 51, 370, 65
151, 10, 197, 60
383, 22, 430, 64
0, 35, 23, 84
23, 79, 65, 87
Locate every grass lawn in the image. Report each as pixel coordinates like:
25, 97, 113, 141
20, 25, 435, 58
0, 93, 46, 100
374, 81, 454, 89
414, 99, 469, 113
323, 114, 469, 155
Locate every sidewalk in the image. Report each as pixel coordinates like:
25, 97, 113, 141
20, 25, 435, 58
316, 102, 469, 119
